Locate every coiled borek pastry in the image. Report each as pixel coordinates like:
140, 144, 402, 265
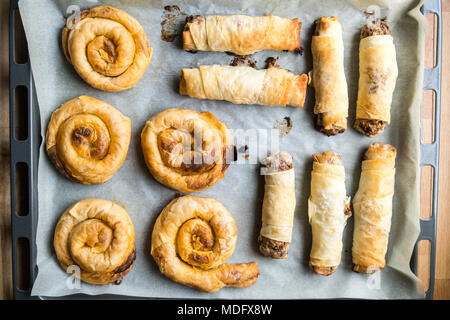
151, 195, 260, 293
141, 108, 233, 192
62, 5, 152, 91
54, 198, 136, 285
46, 96, 131, 184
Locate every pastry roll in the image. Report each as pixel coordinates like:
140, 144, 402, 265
151, 195, 260, 293
310, 17, 349, 136
54, 198, 136, 285
308, 151, 351, 275
141, 108, 233, 192
258, 152, 296, 259
354, 19, 398, 137
46, 96, 131, 184
180, 64, 308, 107
62, 5, 152, 92
352, 143, 396, 273
183, 15, 302, 56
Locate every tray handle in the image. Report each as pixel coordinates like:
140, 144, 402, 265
415, 0, 442, 300
9, 0, 41, 300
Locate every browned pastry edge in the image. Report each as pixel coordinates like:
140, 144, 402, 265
61, 245, 136, 285
309, 262, 338, 276
312, 150, 342, 165
217, 262, 261, 289
183, 147, 231, 192
112, 247, 136, 277
354, 19, 391, 137
257, 235, 289, 259
315, 114, 346, 137
47, 145, 82, 184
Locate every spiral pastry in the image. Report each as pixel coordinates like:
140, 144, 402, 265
62, 5, 152, 92
54, 198, 136, 285
151, 195, 260, 293
46, 95, 131, 184
141, 108, 233, 192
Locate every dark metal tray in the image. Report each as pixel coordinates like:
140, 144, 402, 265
9, 0, 442, 300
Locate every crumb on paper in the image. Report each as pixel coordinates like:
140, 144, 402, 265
274, 117, 293, 138
229, 55, 257, 68
237, 145, 250, 160
161, 5, 186, 42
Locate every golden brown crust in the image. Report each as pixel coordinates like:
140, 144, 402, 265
183, 15, 301, 56
364, 142, 397, 160
312, 150, 342, 165
62, 5, 152, 91
141, 108, 232, 193
151, 196, 259, 293
54, 198, 136, 285
311, 17, 348, 135
352, 143, 396, 273
180, 65, 308, 108
45, 96, 131, 184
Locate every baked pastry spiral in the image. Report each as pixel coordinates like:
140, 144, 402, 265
46, 95, 131, 184
151, 195, 260, 293
54, 198, 136, 285
62, 5, 152, 92
141, 108, 233, 192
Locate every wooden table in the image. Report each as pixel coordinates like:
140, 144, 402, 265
0, 1, 449, 300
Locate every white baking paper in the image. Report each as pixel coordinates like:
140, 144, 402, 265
18, 0, 426, 299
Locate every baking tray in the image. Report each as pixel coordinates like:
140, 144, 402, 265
9, 0, 442, 300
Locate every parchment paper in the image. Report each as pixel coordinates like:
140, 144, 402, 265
19, 0, 426, 299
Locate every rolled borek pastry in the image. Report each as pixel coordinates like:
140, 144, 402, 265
151, 195, 260, 293
141, 108, 233, 192
258, 152, 296, 259
354, 19, 398, 137
183, 15, 302, 56
352, 143, 396, 273
54, 198, 136, 285
62, 5, 152, 92
180, 64, 308, 107
46, 96, 131, 184
310, 17, 349, 136
308, 151, 351, 275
